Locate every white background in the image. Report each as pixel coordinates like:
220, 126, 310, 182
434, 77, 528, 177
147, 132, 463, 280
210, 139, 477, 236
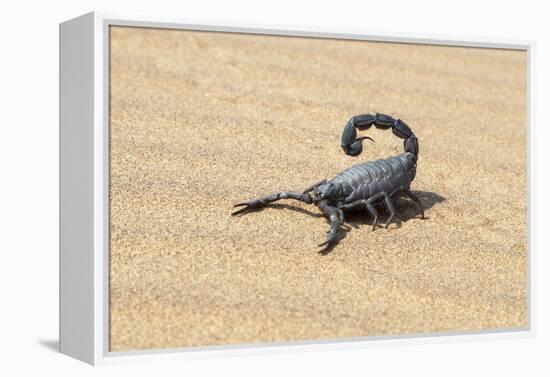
0, 0, 548, 375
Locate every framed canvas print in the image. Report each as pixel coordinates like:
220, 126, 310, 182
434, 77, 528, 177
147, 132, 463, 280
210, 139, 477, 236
59, 12, 534, 365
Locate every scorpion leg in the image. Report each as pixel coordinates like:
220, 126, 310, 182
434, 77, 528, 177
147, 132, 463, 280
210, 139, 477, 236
382, 191, 401, 229
232, 191, 313, 216
366, 192, 385, 230
367, 203, 380, 231
388, 186, 425, 219
317, 200, 344, 248
339, 192, 385, 231
403, 189, 425, 219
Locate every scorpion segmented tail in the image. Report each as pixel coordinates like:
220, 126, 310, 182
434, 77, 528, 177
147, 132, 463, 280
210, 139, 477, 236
340, 113, 419, 160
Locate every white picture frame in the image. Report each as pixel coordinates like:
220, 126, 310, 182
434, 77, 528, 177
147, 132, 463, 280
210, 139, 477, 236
59, 11, 535, 365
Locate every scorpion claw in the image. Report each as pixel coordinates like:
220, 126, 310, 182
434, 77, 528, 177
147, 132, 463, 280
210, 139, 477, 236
318, 231, 339, 248
317, 240, 332, 248
231, 199, 264, 216
231, 206, 250, 216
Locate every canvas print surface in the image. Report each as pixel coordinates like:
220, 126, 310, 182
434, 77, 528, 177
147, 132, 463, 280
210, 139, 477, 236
108, 26, 528, 351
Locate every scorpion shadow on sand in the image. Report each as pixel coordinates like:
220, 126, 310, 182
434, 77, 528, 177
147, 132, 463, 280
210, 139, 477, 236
262, 191, 446, 255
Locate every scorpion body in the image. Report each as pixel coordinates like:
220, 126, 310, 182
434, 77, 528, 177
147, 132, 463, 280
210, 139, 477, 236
232, 113, 424, 250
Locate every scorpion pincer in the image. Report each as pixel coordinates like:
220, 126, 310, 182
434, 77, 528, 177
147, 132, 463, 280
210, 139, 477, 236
232, 113, 425, 251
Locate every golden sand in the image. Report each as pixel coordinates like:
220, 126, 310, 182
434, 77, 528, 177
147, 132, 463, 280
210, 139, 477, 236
108, 26, 528, 351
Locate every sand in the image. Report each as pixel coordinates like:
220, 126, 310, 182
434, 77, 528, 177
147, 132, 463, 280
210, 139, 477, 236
108, 26, 528, 352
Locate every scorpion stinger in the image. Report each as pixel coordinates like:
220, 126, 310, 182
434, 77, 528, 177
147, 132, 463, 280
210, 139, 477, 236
341, 113, 418, 159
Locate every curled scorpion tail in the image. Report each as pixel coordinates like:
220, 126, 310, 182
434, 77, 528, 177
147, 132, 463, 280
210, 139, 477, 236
340, 113, 418, 160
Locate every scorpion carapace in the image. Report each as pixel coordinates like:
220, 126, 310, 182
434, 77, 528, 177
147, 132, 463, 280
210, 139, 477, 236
232, 113, 425, 251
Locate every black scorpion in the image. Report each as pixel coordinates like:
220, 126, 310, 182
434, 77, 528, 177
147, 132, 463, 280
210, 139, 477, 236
232, 113, 425, 250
